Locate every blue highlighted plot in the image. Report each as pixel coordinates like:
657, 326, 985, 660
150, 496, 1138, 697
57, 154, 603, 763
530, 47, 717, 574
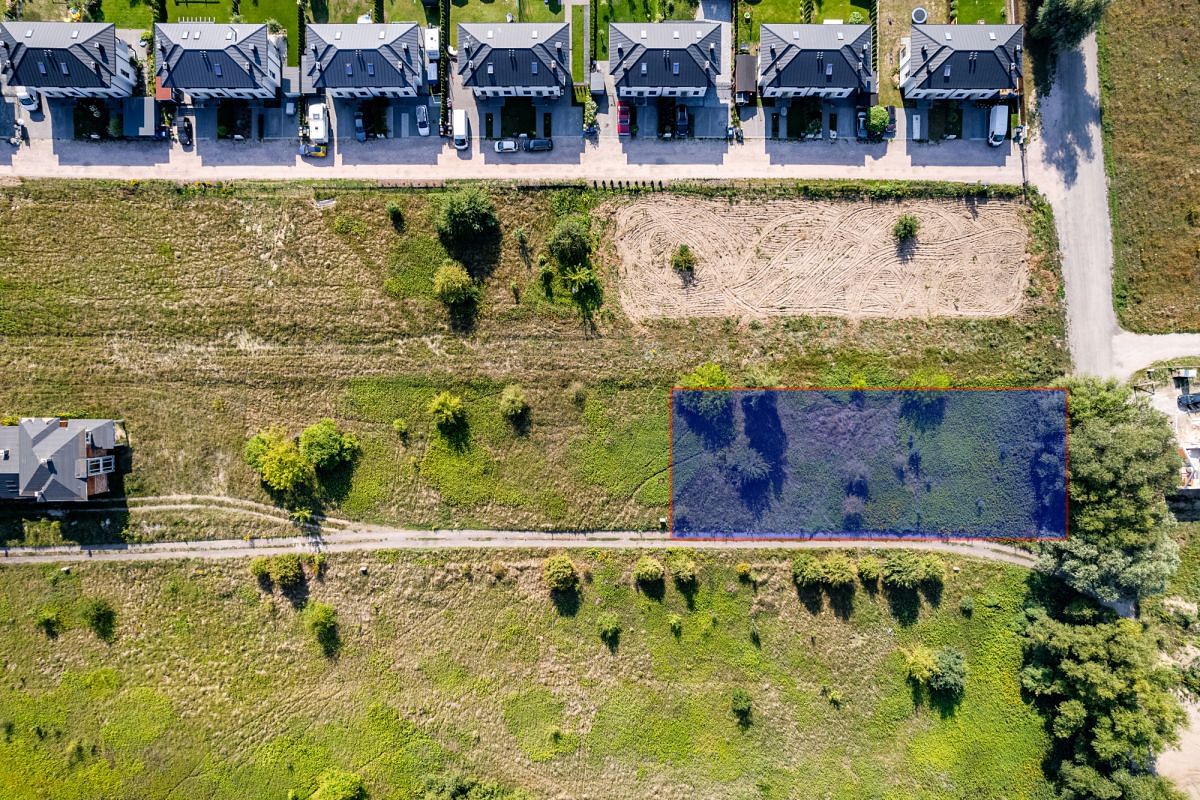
670, 388, 1067, 539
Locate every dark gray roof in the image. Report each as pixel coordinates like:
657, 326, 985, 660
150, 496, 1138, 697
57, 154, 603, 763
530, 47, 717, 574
906, 24, 1023, 91
0, 22, 123, 89
123, 96, 157, 137
759, 24, 874, 93
457, 23, 570, 89
0, 418, 116, 502
609, 22, 721, 90
302, 23, 422, 94
155, 23, 273, 91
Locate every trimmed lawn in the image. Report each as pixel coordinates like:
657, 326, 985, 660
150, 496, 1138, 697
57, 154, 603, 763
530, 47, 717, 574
813, 0, 870, 23
742, 0, 870, 48
954, 0, 1007, 24
595, 0, 697, 61
571, 4, 586, 82
0, 550, 1053, 799
450, 0, 565, 45
1097, 0, 1200, 332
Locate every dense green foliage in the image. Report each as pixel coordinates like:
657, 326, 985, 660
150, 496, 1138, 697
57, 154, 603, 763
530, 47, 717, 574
1038, 378, 1180, 602
311, 769, 365, 800
436, 188, 499, 247
893, 214, 920, 241
498, 385, 528, 422
677, 362, 732, 421
730, 688, 752, 723
244, 427, 315, 498
542, 554, 579, 593
821, 554, 857, 587
1033, 0, 1111, 50
545, 215, 592, 269
78, 598, 116, 643
792, 555, 825, 587
432, 262, 477, 307
427, 392, 467, 432
299, 419, 360, 471
301, 601, 339, 657
633, 557, 665, 587
866, 106, 889, 137
671, 244, 697, 274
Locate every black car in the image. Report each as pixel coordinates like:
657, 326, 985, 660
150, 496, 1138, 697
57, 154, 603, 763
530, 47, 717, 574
175, 115, 193, 146
523, 137, 553, 152
675, 106, 689, 137
1179, 394, 1200, 413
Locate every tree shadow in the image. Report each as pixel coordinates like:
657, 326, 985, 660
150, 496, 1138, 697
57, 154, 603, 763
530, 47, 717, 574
600, 628, 620, 653
280, 577, 311, 609
895, 236, 918, 262
550, 589, 580, 617
795, 584, 824, 615
901, 392, 946, 432
636, 577, 665, 601
909, 682, 963, 719
735, 709, 753, 730
920, 579, 943, 609
673, 576, 698, 610
884, 585, 920, 626
828, 585, 856, 620
447, 297, 479, 334
315, 620, 340, 658
508, 408, 532, 438
679, 399, 737, 451
436, 419, 472, 452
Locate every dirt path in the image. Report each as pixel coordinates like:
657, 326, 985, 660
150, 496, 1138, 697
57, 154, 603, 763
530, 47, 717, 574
1158, 701, 1200, 799
611, 196, 1028, 322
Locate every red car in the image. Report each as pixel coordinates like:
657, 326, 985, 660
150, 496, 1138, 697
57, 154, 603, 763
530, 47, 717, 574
617, 103, 631, 136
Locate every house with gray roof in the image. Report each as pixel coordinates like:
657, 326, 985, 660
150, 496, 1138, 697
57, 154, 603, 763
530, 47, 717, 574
608, 22, 722, 100
457, 23, 570, 99
0, 22, 136, 98
758, 24, 874, 100
0, 418, 119, 503
154, 23, 281, 101
899, 24, 1023, 101
302, 23, 425, 99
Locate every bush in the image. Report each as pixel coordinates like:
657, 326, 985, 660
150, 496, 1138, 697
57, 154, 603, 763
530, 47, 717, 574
35, 606, 62, 637
568, 381, 587, 407
857, 554, 882, 584
79, 598, 116, 641
546, 215, 592, 268
269, 553, 305, 588
905, 645, 937, 683
821, 554, 857, 587
959, 596, 974, 616
250, 557, 271, 580
791, 554, 824, 587
246, 430, 314, 497
866, 105, 889, 136
436, 187, 498, 247
498, 384, 528, 421
731, 687, 752, 722
427, 392, 466, 431
893, 214, 920, 241
264, 17, 285, 34
735, 562, 754, 582
299, 418, 359, 471
668, 553, 697, 586
668, 613, 683, 636
671, 244, 697, 273
847, 9, 864, 23
929, 647, 967, 696
633, 556, 665, 586
882, 551, 923, 589
301, 601, 339, 656
597, 613, 621, 646
386, 202, 404, 231
391, 418, 408, 439
432, 261, 477, 307
678, 362, 732, 420
919, 555, 946, 586
543, 553, 579, 593
311, 769, 365, 800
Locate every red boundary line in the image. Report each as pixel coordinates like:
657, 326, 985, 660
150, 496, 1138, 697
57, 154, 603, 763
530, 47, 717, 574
666, 386, 1070, 543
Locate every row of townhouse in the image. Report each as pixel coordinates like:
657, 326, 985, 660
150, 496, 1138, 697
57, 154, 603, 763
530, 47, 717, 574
1, 19, 1024, 118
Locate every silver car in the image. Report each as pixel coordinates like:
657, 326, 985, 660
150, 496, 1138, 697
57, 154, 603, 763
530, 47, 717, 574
494, 138, 519, 153
415, 104, 430, 137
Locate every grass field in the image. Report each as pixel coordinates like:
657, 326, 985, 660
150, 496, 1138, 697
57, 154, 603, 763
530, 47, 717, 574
571, 4, 585, 81
953, 0, 1006, 24
594, 0, 697, 61
450, 0, 565, 45
0, 549, 1053, 799
0, 181, 1067, 542
1097, 0, 1200, 332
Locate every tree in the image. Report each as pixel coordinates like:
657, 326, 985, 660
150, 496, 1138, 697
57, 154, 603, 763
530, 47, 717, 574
929, 647, 966, 696
311, 769, 365, 800
671, 244, 697, 274
269, 553, 305, 588
866, 105, 889, 137
633, 556, 665, 586
857, 555, 882, 585
498, 384, 528, 421
433, 261, 477, 307
893, 214, 920, 241
731, 687, 752, 723
427, 392, 466, 432
1032, 0, 1110, 51
821, 554, 857, 588
546, 215, 592, 268
436, 187, 498, 247
668, 553, 698, 586
299, 418, 359, 471
597, 613, 621, 647
882, 551, 923, 590
905, 645, 937, 683
543, 553, 579, 593
678, 362, 732, 420
792, 554, 824, 587
1038, 378, 1180, 603
301, 601, 339, 656
918, 555, 946, 586
254, 435, 314, 497
79, 598, 116, 642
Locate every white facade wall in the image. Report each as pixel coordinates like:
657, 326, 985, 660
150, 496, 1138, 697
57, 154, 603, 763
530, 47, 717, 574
470, 86, 562, 98
616, 86, 705, 98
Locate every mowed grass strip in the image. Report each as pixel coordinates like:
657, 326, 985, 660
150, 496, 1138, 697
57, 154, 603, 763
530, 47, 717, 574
0, 550, 1051, 799
1098, 0, 1200, 332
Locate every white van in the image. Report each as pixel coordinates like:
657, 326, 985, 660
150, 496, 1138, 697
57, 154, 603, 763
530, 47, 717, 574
452, 109, 468, 150
988, 105, 1009, 147
307, 102, 329, 145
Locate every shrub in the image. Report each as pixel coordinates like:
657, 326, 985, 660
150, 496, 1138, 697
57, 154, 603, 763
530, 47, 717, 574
568, 382, 587, 407
791, 554, 824, 587
255, 436, 314, 497
427, 392, 466, 431
597, 613, 621, 646
543, 553, 579, 593
311, 769, 365, 800
668, 613, 683, 636
391, 418, 408, 439
250, 557, 271, 580
821, 553, 857, 587
678, 362, 732, 420
498, 384, 528, 421
919, 555, 946, 586
893, 214, 920, 241
270, 553, 305, 588
301, 601, 339, 656
847, 9, 864, 23
546, 215, 592, 268
668, 553, 697, 586
386, 201, 404, 231
299, 418, 359, 471
959, 596, 974, 616
866, 105, 889, 136
35, 606, 62, 637
436, 187, 498, 246
671, 244, 697, 273
735, 562, 753, 582
730, 687, 752, 722
929, 647, 967, 696
243, 426, 287, 471
882, 551, 923, 590
905, 645, 937, 683
79, 598, 116, 641
633, 556, 665, 586
857, 554, 882, 584
432, 261, 477, 307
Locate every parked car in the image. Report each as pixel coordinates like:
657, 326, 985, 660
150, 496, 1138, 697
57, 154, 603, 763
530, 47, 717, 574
307, 102, 329, 144
175, 115, 193, 147
674, 105, 689, 138
988, 104, 1009, 147
617, 103, 631, 136
494, 138, 519, 153
523, 137, 553, 152
15, 87, 39, 112
452, 108, 468, 150
415, 104, 430, 137
855, 110, 868, 140
884, 106, 897, 139
298, 142, 328, 158
353, 110, 366, 142
1179, 394, 1200, 413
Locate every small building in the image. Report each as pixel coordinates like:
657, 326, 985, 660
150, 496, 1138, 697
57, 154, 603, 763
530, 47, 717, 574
0, 418, 120, 503
154, 23, 281, 101
899, 24, 1023, 101
608, 22, 722, 100
0, 21, 136, 98
456, 23, 570, 99
734, 52, 756, 104
302, 23, 425, 99
757, 24, 874, 100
